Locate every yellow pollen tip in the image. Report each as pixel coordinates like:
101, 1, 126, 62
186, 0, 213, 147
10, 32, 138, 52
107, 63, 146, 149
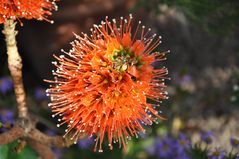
132, 89, 138, 94
121, 64, 128, 71
114, 91, 120, 97
102, 62, 107, 66
103, 79, 108, 84
118, 75, 123, 80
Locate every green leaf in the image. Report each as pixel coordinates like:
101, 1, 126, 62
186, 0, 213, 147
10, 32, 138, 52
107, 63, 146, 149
8, 145, 38, 159
0, 141, 38, 159
0, 144, 9, 159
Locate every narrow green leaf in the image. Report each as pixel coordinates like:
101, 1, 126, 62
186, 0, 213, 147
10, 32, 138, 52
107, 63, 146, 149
0, 144, 9, 159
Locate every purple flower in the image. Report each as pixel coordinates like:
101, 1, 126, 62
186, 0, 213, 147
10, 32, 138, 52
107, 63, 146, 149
45, 129, 57, 136
146, 133, 193, 158
77, 137, 93, 149
52, 148, 63, 159
200, 131, 213, 144
230, 137, 239, 148
0, 110, 15, 132
208, 148, 225, 159
175, 153, 191, 159
34, 87, 48, 100
181, 75, 192, 84
146, 144, 156, 156
0, 110, 14, 124
177, 133, 191, 150
173, 134, 192, 159
236, 155, 239, 159
0, 77, 13, 94
155, 136, 175, 158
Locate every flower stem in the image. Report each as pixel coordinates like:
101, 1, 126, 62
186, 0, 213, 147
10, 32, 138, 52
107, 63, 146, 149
3, 19, 28, 118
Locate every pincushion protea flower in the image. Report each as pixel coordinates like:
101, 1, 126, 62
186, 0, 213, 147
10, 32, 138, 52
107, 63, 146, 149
46, 15, 169, 152
0, 0, 58, 24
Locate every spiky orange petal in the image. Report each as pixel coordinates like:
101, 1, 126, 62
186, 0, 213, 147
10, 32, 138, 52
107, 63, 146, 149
46, 15, 169, 152
0, 0, 58, 24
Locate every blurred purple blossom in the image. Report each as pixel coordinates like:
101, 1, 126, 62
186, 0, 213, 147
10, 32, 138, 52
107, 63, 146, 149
180, 75, 192, 85
175, 153, 191, 159
45, 129, 57, 136
230, 137, 239, 148
52, 148, 63, 159
146, 144, 156, 156
156, 136, 175, 158
34, 87, 48, 100
148, 136, 176, 158
0, 110, 15, 124
77, 137, 93, 149
208, 148, 225, 159
174, 134, 191, 159
146, 132, 239, 159
177, 133, 191, 150
173, 73, 192, 85
0, 77, 13, 94
175, 133, 192, 157
0, 110, 15, 132
200, 131, 213, 144
146, 133, 191, 159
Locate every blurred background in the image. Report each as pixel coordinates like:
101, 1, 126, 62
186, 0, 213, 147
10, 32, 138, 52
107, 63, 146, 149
0, 0, 239, 158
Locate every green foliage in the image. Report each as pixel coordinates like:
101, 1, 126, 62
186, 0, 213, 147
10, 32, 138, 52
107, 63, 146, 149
189, 143, 208, 159
0, 144, 9, 159
0, 141, 38, 159
168, 0, 239, 34
136, 0, 239, 35
125, 138, 153, 159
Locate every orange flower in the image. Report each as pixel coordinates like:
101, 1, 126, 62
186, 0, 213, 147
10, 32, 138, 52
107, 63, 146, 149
46, 15, 169, 152
0, 0, 58, 24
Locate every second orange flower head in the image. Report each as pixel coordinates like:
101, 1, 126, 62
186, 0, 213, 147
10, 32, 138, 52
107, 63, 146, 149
47, 15, 169, 152
0, 0, 58, 24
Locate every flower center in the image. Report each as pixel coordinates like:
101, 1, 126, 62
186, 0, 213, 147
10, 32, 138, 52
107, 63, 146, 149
112, 48, 144, 72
